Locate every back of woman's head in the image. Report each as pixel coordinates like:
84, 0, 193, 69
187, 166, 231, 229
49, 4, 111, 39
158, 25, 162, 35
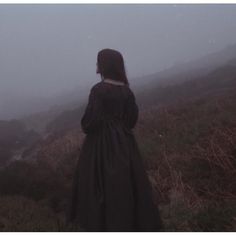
97, 48, 129, 85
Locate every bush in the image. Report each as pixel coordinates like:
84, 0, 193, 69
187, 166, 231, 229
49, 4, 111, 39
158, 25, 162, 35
0, 160, 68, 212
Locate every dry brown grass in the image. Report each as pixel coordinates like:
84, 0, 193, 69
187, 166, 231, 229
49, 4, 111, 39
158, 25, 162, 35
136, 92, 236, 231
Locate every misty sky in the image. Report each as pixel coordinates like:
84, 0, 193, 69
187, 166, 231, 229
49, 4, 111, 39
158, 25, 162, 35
1, 4, 236, 108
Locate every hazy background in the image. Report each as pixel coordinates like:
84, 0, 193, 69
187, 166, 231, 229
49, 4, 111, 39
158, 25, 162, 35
1, 4, 236, 119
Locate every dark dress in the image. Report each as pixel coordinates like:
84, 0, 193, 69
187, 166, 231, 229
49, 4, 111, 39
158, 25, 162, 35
66, 80, 163, 232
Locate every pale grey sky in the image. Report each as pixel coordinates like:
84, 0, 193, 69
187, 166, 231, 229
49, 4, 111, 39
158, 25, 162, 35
1, 4, 236, 118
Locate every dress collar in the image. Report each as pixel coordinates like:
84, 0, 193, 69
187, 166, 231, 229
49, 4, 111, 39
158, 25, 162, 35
102, 78, 125, 86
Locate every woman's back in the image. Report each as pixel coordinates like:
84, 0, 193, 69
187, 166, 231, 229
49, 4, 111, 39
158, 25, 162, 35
81, 80, 139, 134
99, 81, 129, 120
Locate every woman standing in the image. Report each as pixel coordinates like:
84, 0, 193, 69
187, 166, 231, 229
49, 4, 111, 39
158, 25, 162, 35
66, 48, 163, 232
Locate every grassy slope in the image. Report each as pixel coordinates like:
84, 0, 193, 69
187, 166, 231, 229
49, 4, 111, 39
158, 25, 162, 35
1, 62, 236, 231
135, 89, 236, 231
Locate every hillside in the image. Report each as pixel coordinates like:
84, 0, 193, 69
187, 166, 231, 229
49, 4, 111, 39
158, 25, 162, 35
0, 47, 236, 231
0, 120, 40, 168
136, 89, 236, 231
137, 61, 236, 109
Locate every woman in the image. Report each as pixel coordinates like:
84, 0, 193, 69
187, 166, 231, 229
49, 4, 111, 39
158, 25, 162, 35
66, 48, 163, 232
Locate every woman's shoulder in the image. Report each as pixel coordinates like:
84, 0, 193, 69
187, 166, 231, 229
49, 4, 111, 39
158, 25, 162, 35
91, 81, 103, 89
89, 81, 104, 94
90, 80, 134, 98
89, 81, 111, 98
91, 80, 128, 91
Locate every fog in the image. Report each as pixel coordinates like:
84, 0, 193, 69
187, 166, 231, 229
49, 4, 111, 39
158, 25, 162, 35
1, 4, 236, 119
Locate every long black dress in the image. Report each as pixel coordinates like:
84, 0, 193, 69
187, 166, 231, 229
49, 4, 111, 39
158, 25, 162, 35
66, 80, 163, 232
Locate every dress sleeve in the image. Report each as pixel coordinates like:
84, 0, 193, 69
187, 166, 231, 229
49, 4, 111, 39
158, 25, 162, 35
123, 89, 139, 129
81, 85, 103, 134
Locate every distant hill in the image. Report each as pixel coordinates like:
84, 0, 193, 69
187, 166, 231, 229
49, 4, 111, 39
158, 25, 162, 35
136, 60, 236, 109
131, 43, 236, 90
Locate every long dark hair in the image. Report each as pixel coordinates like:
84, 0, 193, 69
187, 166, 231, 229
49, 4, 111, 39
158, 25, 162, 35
97, 48, 129, 85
